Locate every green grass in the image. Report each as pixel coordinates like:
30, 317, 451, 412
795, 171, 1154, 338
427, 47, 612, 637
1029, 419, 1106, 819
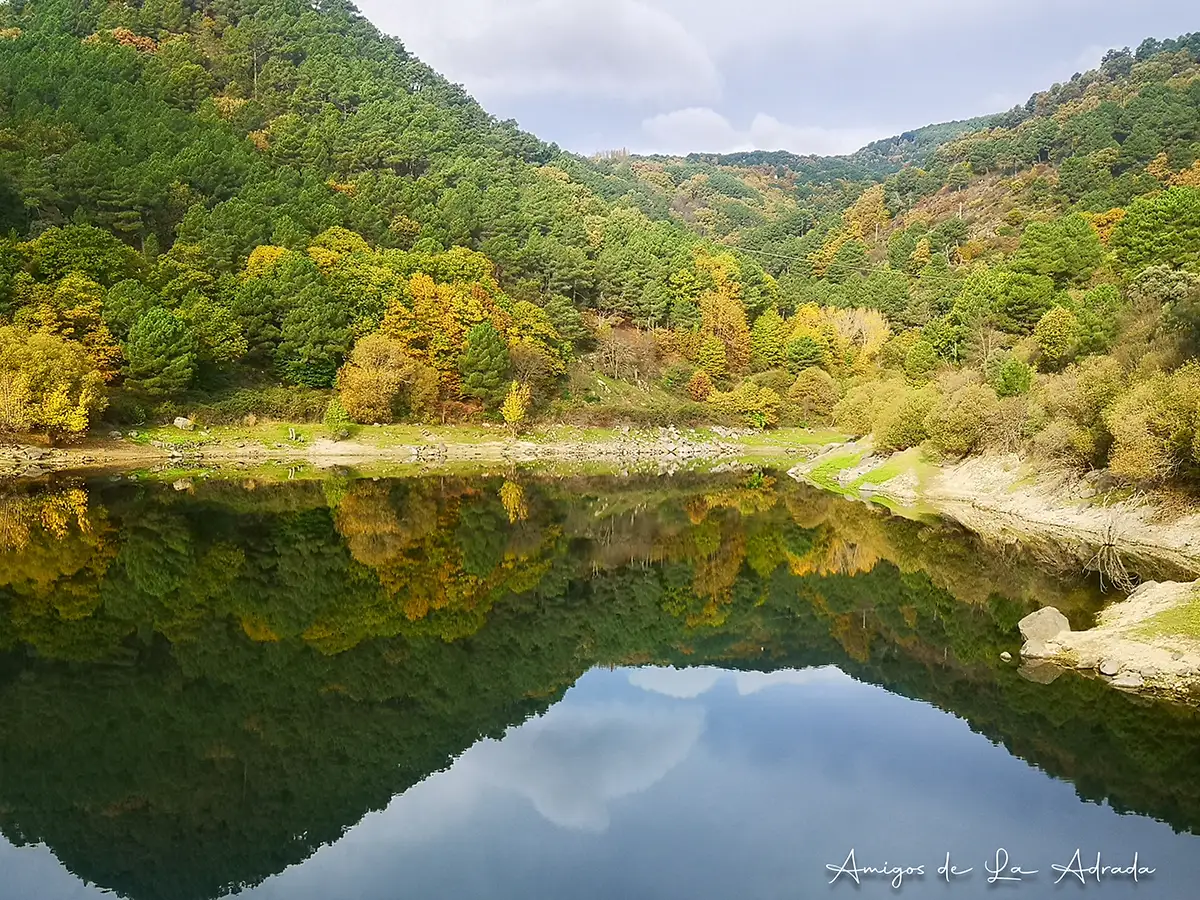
849, 448, 926, 490
1136, 590, 1200, 640
807, 451, 865, 487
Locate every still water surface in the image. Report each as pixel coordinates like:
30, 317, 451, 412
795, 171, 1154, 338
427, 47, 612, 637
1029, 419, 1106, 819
0, 471, 1198, 898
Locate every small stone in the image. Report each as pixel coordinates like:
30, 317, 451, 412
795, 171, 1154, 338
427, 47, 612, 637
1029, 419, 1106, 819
173, 417, 195, 431
172, 479, 193, 492
109, 430, 123, 439
1099, 659, 1121, 677
19, 465, 46, 478
1111, 672, 1145, 690
1018, 607, 1071, 644
1000, 651, 1013, 662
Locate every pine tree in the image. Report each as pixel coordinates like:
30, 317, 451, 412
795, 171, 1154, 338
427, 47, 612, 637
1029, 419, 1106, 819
460, 322, 510, 408
124, 308, 197, 396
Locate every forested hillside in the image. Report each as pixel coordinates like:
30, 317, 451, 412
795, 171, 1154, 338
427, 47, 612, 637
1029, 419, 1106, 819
1, 1, 1200, 487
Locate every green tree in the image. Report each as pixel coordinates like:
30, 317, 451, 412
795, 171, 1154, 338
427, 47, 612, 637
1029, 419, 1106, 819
1112, 187, 1200, 272
750, 308, 788, 370
460, 323, 511, 409
124, 308, 197, 396
1012, 214, 1104, 286
1034, 306, 1080, 368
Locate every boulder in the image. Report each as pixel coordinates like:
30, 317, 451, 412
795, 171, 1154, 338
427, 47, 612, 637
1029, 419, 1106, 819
1018, 607, 1070, 644
1018, 660, 1063, 685
1099, 659, 1121, 677
1020, 639, 1053, 660
173, 417, 195, 431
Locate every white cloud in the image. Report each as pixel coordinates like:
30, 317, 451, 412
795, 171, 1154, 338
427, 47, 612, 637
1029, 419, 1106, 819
345, 700, 705, 840
640, 107, 885, 156
356, 0, 720, 103
646, 0, 1079, 55
630, 665, 852, 699
734, 666, 850, 694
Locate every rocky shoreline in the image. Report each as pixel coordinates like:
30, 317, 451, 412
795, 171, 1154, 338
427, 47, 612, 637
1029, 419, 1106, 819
1018, 585, 1200, 698
0, 424, 794, 479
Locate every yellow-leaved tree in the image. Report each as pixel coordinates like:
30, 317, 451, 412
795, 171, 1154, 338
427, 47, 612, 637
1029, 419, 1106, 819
501, 381, 531, 435
0, 327, 106, 441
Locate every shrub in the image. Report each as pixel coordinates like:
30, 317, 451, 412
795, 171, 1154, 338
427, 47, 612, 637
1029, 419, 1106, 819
989, 354, 1033, 398
686, 369, 714, 401
1034, 306, 1080, 368
833, 379, 904, 437
925, 383, 1001, 456
904, 339, 939, 383
873, 386, 937, 452
749, 368, 795, 396
660, 362, 696, 393
708, 382, 782, 428
787, 367, 841, 426
1103, 364, 1200, 481
323, 397, 353, 439
0, 327, 106, 440
337, 334, 438, 424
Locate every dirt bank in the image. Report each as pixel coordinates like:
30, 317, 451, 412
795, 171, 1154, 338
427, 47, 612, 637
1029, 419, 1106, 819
789, 440, 1200, 579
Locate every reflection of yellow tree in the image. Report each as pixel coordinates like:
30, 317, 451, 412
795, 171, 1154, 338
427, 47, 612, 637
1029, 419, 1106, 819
499, 481, 527, 523
0, 486, 125, 659
314, 480, 558, 652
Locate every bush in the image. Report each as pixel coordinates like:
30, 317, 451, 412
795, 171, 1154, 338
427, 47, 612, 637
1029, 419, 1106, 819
925, 383, 1001, 456
686, 369, 714, 401
708, 382, 782, 428
749, 368, 795, 396
873, 386, 937, 451
660, 362, 696, 393
786, 367, 841, 426
1103, 364, 1200, 481
1034, 306, 1080, 369
0, 327, 107, 440
989, 354, 1033, 397
833, 379, 904, 437
323, 398, 353, 439
904, 339, 939, 383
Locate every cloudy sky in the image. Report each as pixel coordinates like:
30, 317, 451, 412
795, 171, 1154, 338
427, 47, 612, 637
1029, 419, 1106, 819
355, 0, 1196, 157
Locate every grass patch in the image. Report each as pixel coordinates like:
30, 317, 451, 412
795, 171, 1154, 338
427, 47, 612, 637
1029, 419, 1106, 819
849, 448, 926, 490
1136, 590, 1200, 640
807, 451, 865, 488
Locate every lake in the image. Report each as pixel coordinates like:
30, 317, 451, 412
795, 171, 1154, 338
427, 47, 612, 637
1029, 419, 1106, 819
1, 469, 1199, 899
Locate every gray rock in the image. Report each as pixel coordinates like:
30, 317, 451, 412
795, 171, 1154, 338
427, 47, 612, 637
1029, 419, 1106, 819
172, 479, 194, 492
173, 417, 195, 431
109, 430, 123, 439
1000, 651, 1013, 662
1018, 660, 1063, 684
1111, 672, 1146, 689
19, 465, 46, 478
21, 447, 48, 460
1020, 639, 1052, 660
1099, 659, 1121, 677
1018, 607, 1070, 644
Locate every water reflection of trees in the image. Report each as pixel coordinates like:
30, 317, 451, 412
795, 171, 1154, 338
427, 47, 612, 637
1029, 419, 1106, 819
0, 475, 1196, 900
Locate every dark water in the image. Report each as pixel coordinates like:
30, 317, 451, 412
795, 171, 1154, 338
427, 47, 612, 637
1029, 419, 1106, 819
1, 471, 1199, 899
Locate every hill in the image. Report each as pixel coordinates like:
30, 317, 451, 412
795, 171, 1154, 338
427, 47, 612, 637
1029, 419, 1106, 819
0, 4, 1199, 488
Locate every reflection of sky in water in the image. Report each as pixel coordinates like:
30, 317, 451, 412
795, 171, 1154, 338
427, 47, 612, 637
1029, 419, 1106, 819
4, 667, 1198, 899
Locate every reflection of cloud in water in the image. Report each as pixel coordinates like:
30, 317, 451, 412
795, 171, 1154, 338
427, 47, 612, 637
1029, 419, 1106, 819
475, 702, 705, 831
377, 700, 705, 839
630, 665, 848, 699
628, 666, 723, 698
